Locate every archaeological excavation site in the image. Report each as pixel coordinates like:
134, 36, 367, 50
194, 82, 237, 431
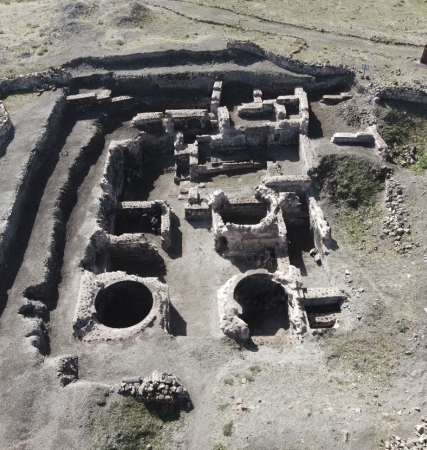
1, 26, 427, 450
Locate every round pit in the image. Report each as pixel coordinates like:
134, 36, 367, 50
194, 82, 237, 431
233, 274, 289, 336
95, 280, 153, 328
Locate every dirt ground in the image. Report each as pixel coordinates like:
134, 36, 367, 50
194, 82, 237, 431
1, 0, 427, 85
1, 2, 427, 450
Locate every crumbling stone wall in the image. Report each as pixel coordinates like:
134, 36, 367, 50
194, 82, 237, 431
209, 189, 287, 258
0, 68, 71, 97
372, 83, 427, 104
217, 269, 307, 342
0, 100, 12, 147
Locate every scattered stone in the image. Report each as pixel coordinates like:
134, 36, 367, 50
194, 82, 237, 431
118, 371, 190, 408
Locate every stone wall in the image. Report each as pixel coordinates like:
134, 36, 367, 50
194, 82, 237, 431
209, 189, 287, 258
227, 40, 353, 78
331, 131, 375, 145
184, 202, 211, 220
262, 175, 312, 195
0, 100, 13, 147
307, 195, 333, 257
299, 134, 317, 175
217, 269, 306, 342
0, 68, 71, 97
67, 90, 134, 112
117, 200, 172, 250
373, 84, 427, 104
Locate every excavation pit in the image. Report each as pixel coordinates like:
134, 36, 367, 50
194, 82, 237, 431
305, 303, 341, 329
220, 200, 268, 225
114, 209, 161, 236
234, 275, 289, 337
95, 280, 154, 329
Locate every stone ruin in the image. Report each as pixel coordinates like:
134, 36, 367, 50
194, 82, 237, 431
67, 78, 346, 347
118, 371, 191, 408
0, 100, 12, 147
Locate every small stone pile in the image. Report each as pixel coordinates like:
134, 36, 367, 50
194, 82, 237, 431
390, 144, 417, 167
381, 175, 413, 253
385, 419, 427, 449
118, 371, 190, 406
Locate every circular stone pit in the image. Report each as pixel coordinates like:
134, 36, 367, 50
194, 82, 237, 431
95, 280, 154, 329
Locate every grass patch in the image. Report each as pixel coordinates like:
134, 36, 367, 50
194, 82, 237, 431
222, 421, 233, 437
316, 155, 384, 244
317, 155, 384, 209
223, 377, 234, 386
115, 39, 125, 46
396, 322, 409, 333
320, 328, 405, 381
213, 444, 228, 450
3, 92, 40, 117
378, 101, 427, 172
36, 47, 48, 56
245, 373, 255, 382
89, 395, 184, 450
249, 365, 262, 374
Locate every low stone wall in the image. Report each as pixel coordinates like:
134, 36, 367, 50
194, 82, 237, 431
331, 131, 375, 145
184, 202, 211, 220
373, 84, 427, 104
367, 124, 390, 159
299, 135, 317, 175
67, 90, 134, 112
302, 287, 345, 306
262, 175, 312, 195
109, 233, 160, 259
0, 100, 13, 146
227, 40, 353, 78
307, 195, 333, 257
0, 68, 71, 97
321, 92, 353, 104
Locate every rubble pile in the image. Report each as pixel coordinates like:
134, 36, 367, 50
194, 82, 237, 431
381, 175, 414, 253
118, 371, 191, 406
385, 418, 427, 449
390, 144, 418, 167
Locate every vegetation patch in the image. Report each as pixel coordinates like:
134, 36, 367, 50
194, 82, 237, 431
396, 321, 409, 333
3, 92, 40, 117
316, 155, 385, 243
222, 421, 233, 437
213, 444, 228, 450
89, 395, 184, 450
378, 101, 427, 172
114, 2, 153, 27
320, 327, 405, 382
